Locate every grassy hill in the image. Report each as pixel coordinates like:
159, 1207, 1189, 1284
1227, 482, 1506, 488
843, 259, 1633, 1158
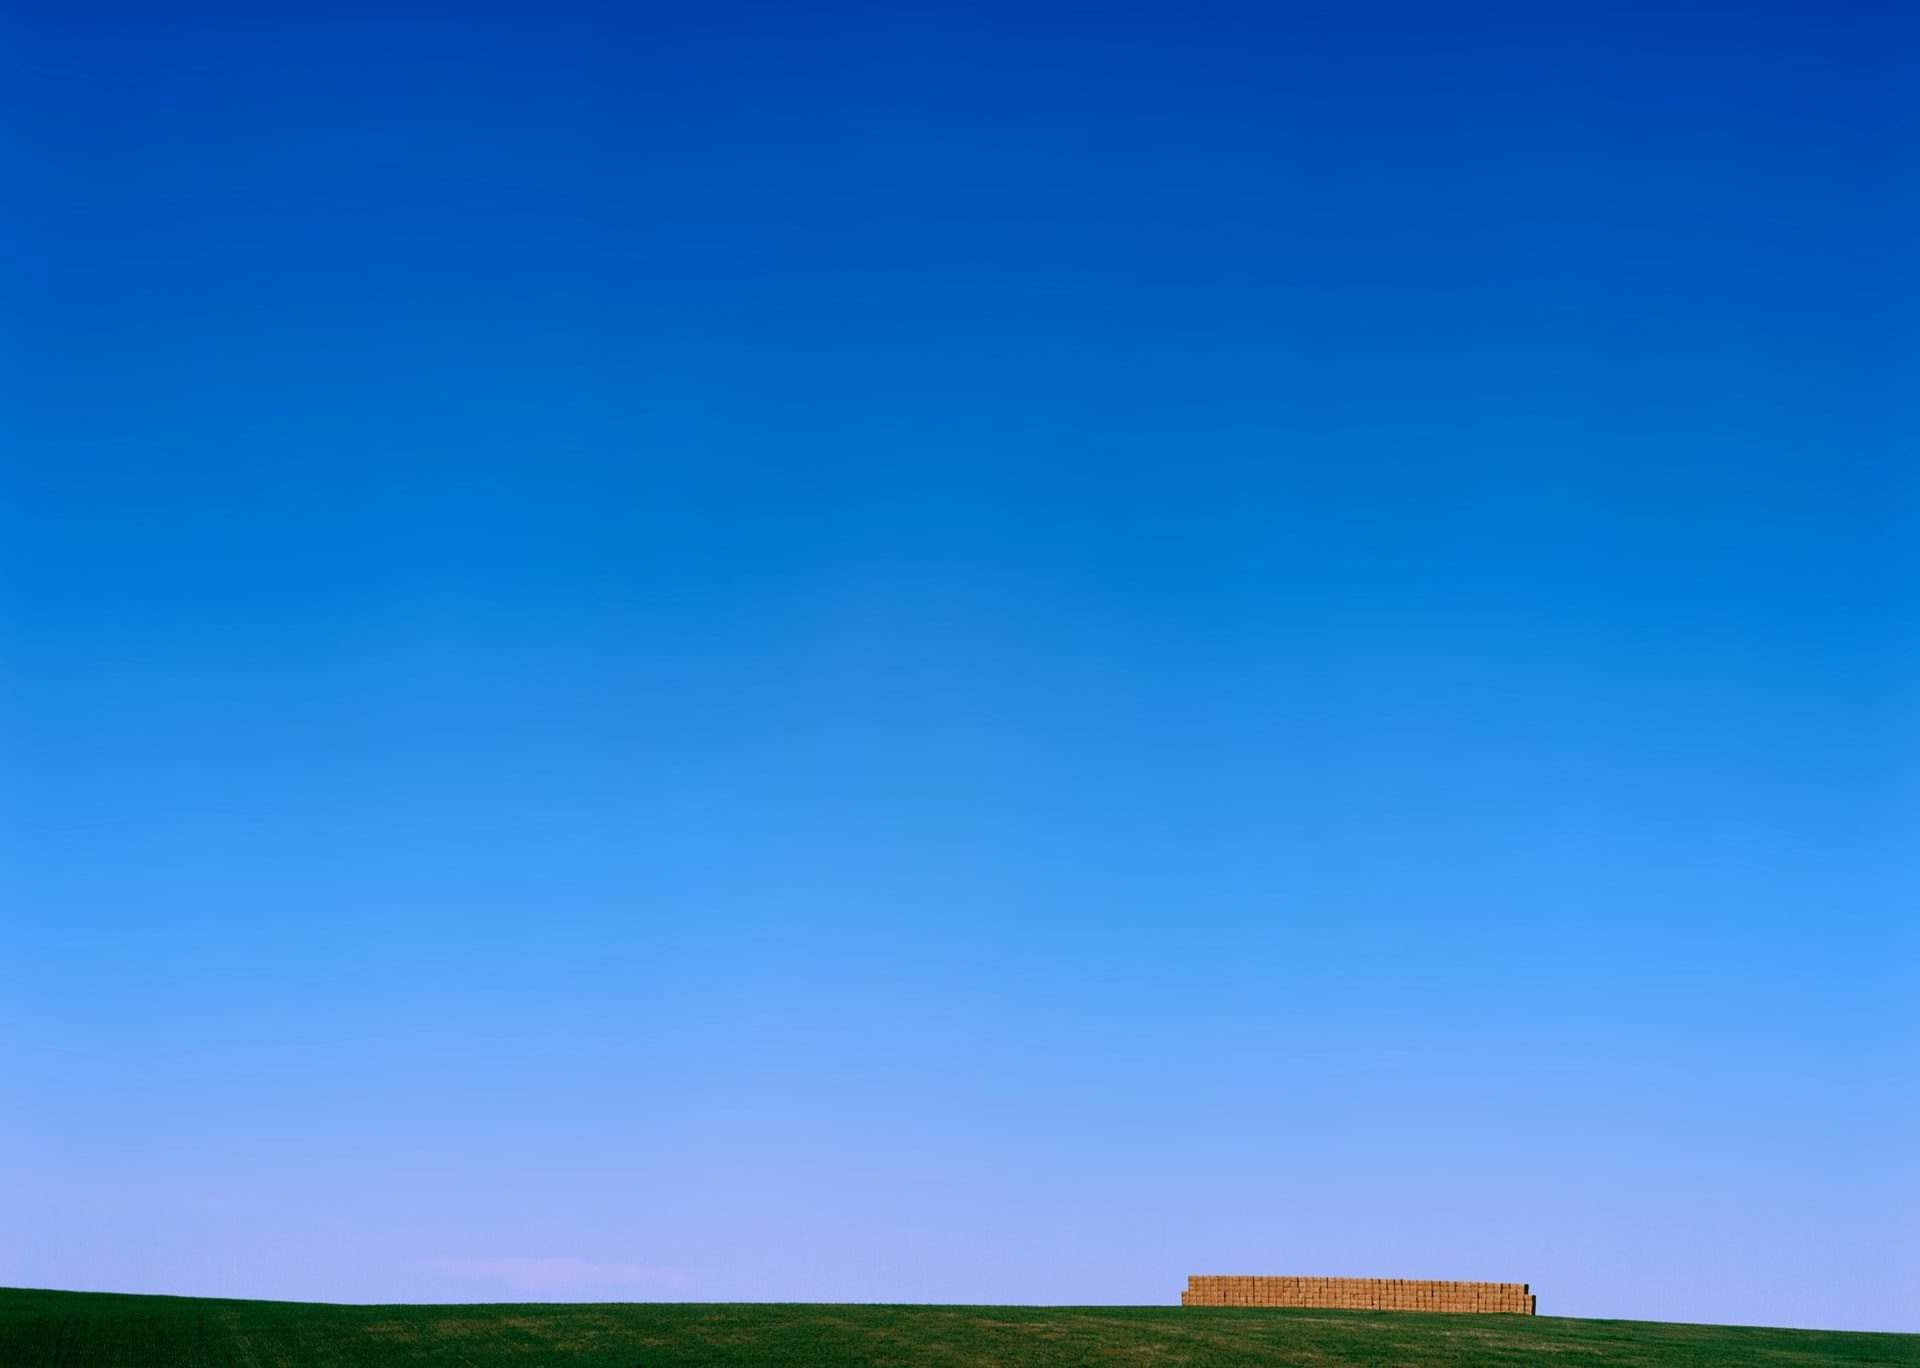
2, 1288, 1913, 1368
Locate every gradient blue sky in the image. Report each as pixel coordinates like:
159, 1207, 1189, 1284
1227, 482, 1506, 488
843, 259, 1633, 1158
2, 0, 1916, 1334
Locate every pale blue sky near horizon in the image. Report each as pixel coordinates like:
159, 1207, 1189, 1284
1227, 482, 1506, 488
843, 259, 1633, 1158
2, 0, 1916, 1333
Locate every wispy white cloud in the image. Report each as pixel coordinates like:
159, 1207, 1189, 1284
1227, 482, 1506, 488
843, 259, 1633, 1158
429, 1257, 691, 1296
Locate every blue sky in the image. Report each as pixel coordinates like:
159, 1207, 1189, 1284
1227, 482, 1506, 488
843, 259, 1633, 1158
2, 0, 1916, 1333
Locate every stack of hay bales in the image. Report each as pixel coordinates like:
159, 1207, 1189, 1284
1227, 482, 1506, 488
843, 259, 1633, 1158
1181, 1276, 1534, 1314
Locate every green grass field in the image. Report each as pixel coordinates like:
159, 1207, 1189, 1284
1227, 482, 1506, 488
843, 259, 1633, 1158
3, 1288, 1914, 1368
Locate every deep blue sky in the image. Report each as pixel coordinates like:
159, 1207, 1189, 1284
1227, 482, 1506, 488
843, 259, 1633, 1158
2, 0, 1915, 1332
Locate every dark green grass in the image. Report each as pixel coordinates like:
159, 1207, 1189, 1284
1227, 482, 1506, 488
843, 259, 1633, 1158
2, 1289, 1913, 1368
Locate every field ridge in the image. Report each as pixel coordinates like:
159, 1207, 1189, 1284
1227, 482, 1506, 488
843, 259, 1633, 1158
3, 1287, 1915, 1368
